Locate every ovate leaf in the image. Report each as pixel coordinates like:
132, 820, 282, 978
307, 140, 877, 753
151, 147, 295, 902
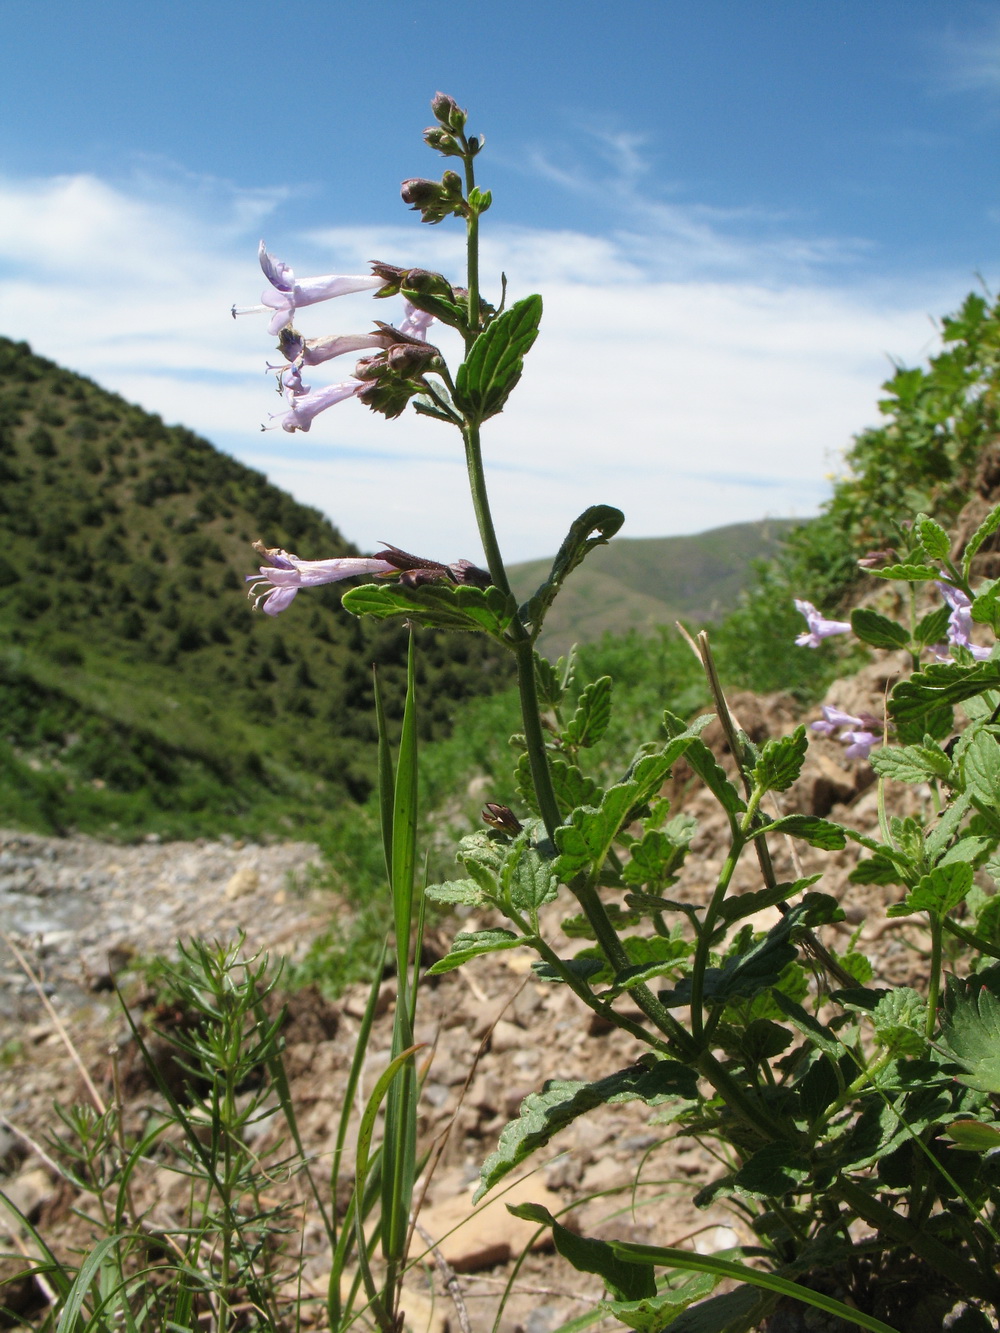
942, 984, 1000, 1092
520, 505, 625, 637
342, 580, 516, 639
562, 675, 613, 748
453, 293, 543, 420
752, 726, 808, 793
963, 500, 1000, 580
476, 1061, 698, 1198
851, 607, 910, 650
426, 928, 521, 974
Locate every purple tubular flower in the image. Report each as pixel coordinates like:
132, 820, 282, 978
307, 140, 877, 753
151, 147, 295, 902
843, 730, 879, 760
267, 379, 365, 433
937, 581, 992, 660
246, 547, 396, 616
811, 705, 865, 735
794, 599, 852, 649
234, 242, 384, 335
397, 301, 435, 341
811, 704, 881, 760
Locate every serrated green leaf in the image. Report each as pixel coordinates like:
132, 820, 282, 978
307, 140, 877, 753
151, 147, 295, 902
505, 844, 559, 912
849, 851, 911, 887
660, 897, 839, 1008
753, 814, 846, 849
868, 562, 941, 581
890, 862, 974, 919
942, 984, 1000, 1092
681, 737, 746, 815
914, 603, 951, 648
562, 675, 613, 748
531, 956, 605, 984
851, 607, 911, 649
453, 293, 542, 420
508, 1202, 655, 1302
733, 1142, 811, 1199
971, 580, 1000, 635
718, 875, 821, 924
872, 987, 927, 1055
520, 505, 625, 637
889, 660, 1000, 727
622, 822, 696, 890
515, 751, 602, 818
342, 580, 516, 638
476, 1061, 699, 1198
609, 937, 693, 993
916, 513, 951, 560
964, 501, 1000, 580
771, 991, 844, 1057
553, 732, 702, 878
752, 726, 808, 793
602, 1273, 718, 1332
424, 878, 486, 905
426, 928, 521, 974
963, 727, 1000, 805
869, 742, 951, 784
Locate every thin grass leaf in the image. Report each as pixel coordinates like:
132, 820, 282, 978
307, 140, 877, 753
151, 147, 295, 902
608, 1243, 901, 1333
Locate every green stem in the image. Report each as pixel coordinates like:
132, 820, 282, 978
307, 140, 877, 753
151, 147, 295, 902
689, 841, 744, 1045
462, 147, 480, 347
926, 913, 943, 1038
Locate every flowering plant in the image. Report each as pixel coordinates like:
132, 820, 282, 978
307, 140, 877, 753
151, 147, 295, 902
235, 94, 1000, 1333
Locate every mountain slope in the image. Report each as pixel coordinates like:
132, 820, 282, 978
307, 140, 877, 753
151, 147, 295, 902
510, 519, 798, 656
0, 338, 510, 837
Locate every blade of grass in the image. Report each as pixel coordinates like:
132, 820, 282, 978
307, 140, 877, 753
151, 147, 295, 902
610, 1242, 900, 1333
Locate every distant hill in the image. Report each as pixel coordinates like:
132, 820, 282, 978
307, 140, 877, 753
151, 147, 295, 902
510, 520, 799, 657
0, 338, 509, 838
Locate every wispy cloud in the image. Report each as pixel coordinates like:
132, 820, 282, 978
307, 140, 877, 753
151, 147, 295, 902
934, 13, 1000, 97
524, 125, 872, 285
0, 167, 969, 562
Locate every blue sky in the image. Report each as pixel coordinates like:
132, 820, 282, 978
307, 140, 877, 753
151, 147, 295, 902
1, 1, 998, 561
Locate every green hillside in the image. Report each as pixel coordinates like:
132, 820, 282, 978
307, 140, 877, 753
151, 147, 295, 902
510, 519, 797, 656
0, 338, 510, 838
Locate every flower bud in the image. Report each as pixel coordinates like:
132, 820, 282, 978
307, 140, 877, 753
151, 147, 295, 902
481, 804, 522, 835
355, 376, 419, 420
430, 92, 467, 133
369, 260, 406, 298
401, 177, 444, 208
423, 127, 462, 156
403, 268, 455, 298
387, 342, 436, 376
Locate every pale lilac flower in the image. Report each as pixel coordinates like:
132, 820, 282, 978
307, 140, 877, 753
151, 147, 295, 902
397, 301, 435, 341
233, 242, 383, 335
267, 379, 365, 433
811, 705, 866, 736
936, 582, 992, 661
794, 599, 852, 648
842, 730, 879, 760
811, 704, 881, 760
246, 547, 396, 616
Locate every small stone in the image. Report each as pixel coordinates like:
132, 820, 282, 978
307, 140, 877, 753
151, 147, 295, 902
224, 867, 260, 901
412, 1175, 562, 1272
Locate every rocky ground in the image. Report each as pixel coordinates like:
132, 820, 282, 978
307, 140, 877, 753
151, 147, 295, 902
0, 658, 938, 1333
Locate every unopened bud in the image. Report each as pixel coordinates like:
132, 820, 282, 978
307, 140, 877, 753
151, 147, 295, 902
401, 177, 445, 207
403, 269, 455, 298
482, 804, 523, 835
423, 126, 462, 156
387, 342, 436, 376
430, 92, 467, 133
353, 354, 387, 382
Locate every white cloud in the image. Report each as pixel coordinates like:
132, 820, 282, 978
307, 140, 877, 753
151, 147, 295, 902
0, 169, 974, 564
936, 14, 1000, 97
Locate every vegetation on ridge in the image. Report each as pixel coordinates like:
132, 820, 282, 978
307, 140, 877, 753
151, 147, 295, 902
0, 337, 510, 838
